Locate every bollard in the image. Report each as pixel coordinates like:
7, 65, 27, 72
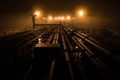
32, 43, 60, 80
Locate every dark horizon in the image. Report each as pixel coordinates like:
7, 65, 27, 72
0, 0, 120, 17
0, 0, 120, 32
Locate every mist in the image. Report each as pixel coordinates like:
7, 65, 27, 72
0, 13, 33, 36
0, 13, 120, 36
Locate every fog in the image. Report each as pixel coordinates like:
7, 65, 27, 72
0, 13, 120, 36
0, 14, 32, 30
72, 16, 120, 29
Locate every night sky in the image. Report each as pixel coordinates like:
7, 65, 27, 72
0, 0, 120, 31
0, 0, 120, 17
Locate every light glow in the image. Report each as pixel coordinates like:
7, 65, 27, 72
61, 16, 65, 20
58, 16, 61, 20
34, 11, 40, 17
54, 17, 58, 20
66, 16, 71, 20
38, 38, 41, 43
48, 16, 53, 20
78, 10, 84, 16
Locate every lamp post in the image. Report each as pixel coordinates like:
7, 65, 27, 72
32, 11, 40, 29
32, 15, 36, 29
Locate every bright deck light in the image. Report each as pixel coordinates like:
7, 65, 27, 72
58, 17, 61, 20
66, 16, 71, 20
34, 11, 40, 17
48, 16, 53, 20
61, 16, 65, 20
78, 10, 84, 16
54, 17, 58, 20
